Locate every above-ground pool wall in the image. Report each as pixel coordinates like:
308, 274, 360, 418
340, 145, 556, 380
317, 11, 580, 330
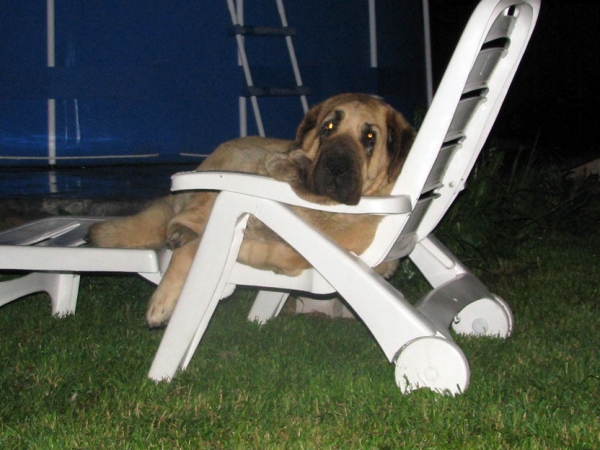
0, 0, 428, 167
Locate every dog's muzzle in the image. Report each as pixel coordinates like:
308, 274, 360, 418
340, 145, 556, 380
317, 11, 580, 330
310, 136, 363, 205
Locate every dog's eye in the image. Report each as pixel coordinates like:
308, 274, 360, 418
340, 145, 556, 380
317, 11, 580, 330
362, 130, 377, 156
321, 121, 336, 137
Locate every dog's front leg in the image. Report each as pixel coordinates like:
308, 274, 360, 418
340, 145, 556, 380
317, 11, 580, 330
166, 192, 218, 249
146, 238, 200, 327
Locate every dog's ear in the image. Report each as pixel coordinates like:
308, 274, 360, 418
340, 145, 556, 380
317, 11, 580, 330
386, 109, 415, 181
294, 102, 323, 148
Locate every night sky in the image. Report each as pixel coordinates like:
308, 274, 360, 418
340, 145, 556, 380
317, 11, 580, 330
429, 0, 599, 163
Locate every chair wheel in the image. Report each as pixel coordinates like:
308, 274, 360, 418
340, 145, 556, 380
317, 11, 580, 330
452, 295, 513, 338
394, 336, 470, 395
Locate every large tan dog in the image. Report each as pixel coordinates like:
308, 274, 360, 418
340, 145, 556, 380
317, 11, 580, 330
88, 94, 415, 326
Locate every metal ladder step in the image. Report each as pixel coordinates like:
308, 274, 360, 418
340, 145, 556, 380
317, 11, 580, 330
229, 25, 297, 37
244, 86, 311, 98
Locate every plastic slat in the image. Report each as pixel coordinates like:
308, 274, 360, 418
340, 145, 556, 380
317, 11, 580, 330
422, 143, 461, 194
484, 9, 517, 43
0, 218, 81, 246
0, 217, 103, 247
444, 96, 487, 142
464, 47, 507, 92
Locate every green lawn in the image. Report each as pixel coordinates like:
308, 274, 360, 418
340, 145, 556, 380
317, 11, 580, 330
1, 230, 598, 448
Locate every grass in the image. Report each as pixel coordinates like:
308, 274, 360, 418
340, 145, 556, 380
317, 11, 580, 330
0, 231, 599, 448
1, 147, 599, 448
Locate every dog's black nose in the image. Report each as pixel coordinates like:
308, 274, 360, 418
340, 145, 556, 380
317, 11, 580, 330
326, 158, 351, 182
317, 153, 361, 205
310, 136, 363, 205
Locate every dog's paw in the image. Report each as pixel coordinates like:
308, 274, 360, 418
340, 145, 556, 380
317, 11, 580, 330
166, 223, 198, 250
267, 149, 310, 183
374, 259, 399, 279
146, 291, 177, 328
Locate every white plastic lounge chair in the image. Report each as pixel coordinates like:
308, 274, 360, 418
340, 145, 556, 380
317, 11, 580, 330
0, 0, 540, 395
146, 0, 540, 394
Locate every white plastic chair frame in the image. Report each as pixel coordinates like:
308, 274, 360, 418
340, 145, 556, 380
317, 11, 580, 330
147, 0, 540, 394
0, 0, 540, 395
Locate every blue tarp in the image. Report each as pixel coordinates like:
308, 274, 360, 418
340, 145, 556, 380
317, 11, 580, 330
0, 0, 427, 166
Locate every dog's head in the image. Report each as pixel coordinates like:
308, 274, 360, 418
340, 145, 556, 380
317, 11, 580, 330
294, 93, 415, 205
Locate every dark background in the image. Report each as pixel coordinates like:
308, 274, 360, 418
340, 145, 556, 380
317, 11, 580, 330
429, 0, 599, 164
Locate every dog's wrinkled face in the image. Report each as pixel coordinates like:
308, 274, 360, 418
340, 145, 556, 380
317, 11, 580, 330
294, 93, 415, 205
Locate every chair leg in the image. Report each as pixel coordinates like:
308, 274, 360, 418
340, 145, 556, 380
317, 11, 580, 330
411, 235, 513, 339
0, 272, 79, 316
395, 336, 470, 395
414, 273, 495, 335
48, 273, 81, 316
148, 198, 250, 382
409, 234, 470, 287
451, 294, 513, 338
247, 290, 289, 324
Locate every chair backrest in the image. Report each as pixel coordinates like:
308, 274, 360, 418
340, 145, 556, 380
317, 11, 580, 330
360, 0, 540, 266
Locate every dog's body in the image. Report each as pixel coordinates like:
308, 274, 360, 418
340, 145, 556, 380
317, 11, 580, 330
88, 94, 415, 326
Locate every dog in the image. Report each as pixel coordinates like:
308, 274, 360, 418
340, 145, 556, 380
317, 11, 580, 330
88, 93, 415, 326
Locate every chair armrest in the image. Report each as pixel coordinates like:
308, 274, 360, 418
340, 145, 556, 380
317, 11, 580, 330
171, 171, 412, 215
